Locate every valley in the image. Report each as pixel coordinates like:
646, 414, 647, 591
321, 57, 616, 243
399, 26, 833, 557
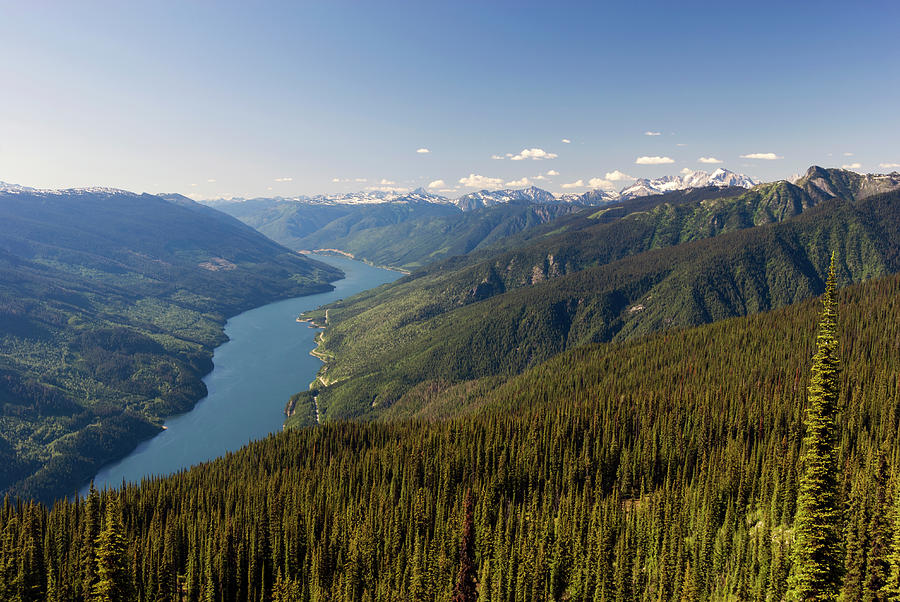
2, 166, 900, 601
83, 254, 399, 493
0, 186, 343, 502
4, 4, 899, 599
300, 168, 900, 421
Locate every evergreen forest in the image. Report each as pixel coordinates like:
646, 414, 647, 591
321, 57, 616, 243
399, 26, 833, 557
2, 251, 899, 600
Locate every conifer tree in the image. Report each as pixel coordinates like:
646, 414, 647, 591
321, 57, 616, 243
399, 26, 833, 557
883, 472, 900, 598
92, 495, 130, 602
864, 452, 891, 601
789, 253, 843, 601
452, 489, 478, 602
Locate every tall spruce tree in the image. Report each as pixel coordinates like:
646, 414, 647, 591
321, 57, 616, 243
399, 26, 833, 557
884, 472, 900, 598
452, 489, 478, 602
789, 253, 843, 601
92, 495, 130, 602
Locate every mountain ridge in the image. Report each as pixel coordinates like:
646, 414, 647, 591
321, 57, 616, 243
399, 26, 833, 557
300, 167, 900, 420
0, 186, 342, 501
197, 167, 760, 211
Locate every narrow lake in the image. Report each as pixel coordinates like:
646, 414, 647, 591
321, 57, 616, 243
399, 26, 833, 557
82, 254, 399, 494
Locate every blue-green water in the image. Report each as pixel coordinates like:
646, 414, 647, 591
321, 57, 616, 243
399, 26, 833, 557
82, 254, 399, 494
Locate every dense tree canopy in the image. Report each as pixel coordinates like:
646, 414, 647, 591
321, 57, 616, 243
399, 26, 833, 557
0, 263, 898, 600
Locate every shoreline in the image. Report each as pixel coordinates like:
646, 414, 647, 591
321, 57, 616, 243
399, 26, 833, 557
71, 279, 342, 502
298, 248, 411, 275
78, 254, 395, 500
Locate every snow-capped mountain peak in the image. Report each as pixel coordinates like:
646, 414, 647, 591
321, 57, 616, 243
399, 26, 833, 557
0, 180, 133, 197
0, 181, 35, 193
222, 189, 456, 207
453, 186, 557, 211
617, 169, 755, 200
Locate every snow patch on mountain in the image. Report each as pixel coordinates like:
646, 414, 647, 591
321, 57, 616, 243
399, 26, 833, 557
208, 188, 455, 207
454, 186, 557, 211
0, 181, 134, 197
618, 169, 755, 200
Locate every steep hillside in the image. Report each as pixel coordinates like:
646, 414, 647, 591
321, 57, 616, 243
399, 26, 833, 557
5, 267, 900, 600
213, 197, 584, 270
797, 165, 900, 202
303, 170, 900, 419
0, 187, 342, 501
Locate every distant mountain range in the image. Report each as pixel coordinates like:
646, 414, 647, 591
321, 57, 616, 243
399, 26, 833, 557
201, 168, 758, 211
453, 185, 558, 210
0, 184, 341, 501
301, 166, 900, 423
617, 168, 757, 199
0, 181, 131, 196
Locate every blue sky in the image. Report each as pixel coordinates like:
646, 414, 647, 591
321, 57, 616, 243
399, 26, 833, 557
1, 0, 898, 198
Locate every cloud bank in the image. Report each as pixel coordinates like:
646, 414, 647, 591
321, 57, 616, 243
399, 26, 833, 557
635, 156, 674, 165
510, 148, 558, 161
605, 170, 634, 181
740, 152, 780, 160
459, 173, 504, 188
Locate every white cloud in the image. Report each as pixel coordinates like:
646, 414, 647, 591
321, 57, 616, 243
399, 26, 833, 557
510, 148, 558, 161
427, 179, 446, 188
605, 169, 634, 181
331, 177, 341, 183
676, 143, 687, 147
680, 168, 694, 175
416, 148, 430, 154
879, 163, 900, 169
561, 138, 571, 144
546, 169, 560, 176
459, 173, 504, 188
367, 179, 407, 192
635, 156, 675, 165
843, 152, 854, 156
842, 163, 862, 170
561, 180, 585, 189
588, 178, 615, 190
506, 177, 530, 187
274, 177, 293, 182
207, 178, 216, 183
644, 131, 661, 136
438, 188, 455, 193
355, 177, 367, 182
697, 157, 722, 164
740, 152, 781, 160
491, 154, 505, 160
533, 175, 547, 180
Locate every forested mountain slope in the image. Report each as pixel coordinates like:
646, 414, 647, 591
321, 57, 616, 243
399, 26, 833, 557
0, 187, 342, 501
4, 267, 899, 600
304, 168, 900, 419
211, 197, 586, 270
